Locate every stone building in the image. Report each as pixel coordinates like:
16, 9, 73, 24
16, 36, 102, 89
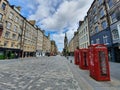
36, 28, 44, 57
67, 31, 79, 56
0, 0, 24, 58
78, 16, 90, 49
51, 40, 58, 55
0, 0, 44, 59
68, 37, 74, 56
43, 33, 51, 55
87, 0, 113, 60
73, 31, 79, 50
105, 0, 120, 62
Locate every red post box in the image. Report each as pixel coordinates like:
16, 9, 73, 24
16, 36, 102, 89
88, 44, 110, 81
79, 49, 89, 70
74, 49, 79, 65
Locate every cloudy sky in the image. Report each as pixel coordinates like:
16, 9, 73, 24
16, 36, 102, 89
8, 0, 93, 52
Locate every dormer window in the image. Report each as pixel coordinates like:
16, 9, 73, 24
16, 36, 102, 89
1, 2, 6, 10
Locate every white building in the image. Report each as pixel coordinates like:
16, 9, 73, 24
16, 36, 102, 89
78, 16, 90, 49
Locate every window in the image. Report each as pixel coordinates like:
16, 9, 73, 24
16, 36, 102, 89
101, 21, 107, 29
18, 35, 21, 41
100, 8, 105, 18
9, 12, 14, 20
12, 34, 16, 40
94, 16, 97, 23
112, 29, 119, 40
15, 16, 19, 22
0, 13, 3, 21
6, 22, 12, 29
4, 41, 8, 47
1, 3, 6, 10
108, 0, 113, 9
96, 38, 100, 44
103, 35, 109, 44
91, 40, 94, 44
11, 42, 14, 47
110, 12, 117, 23
95, 26, 99, 33
98, 0, 103, 5
5, 31, 10, 38
93, 6, 96, 14
14, 25, 17, 32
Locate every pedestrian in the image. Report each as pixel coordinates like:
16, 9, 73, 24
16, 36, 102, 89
15, 52, 18, 58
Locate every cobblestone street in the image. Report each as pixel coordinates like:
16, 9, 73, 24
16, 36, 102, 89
0, 56, 120, 90
0, 56, 80, 90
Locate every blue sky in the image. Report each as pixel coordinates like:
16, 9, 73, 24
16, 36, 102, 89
8, 0, 93, 52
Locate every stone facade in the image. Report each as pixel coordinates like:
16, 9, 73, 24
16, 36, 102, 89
51, 40, 58, 55
73, 31, 79, 50
68, 37, 74, 55
78, 16, 90, 49
43, 34, 51, 54
68, 31, 79, 56
105, 0, 120, 62
0, 0, 51, 59
87, 0, 113, 61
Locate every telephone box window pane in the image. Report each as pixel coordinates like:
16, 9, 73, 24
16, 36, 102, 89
83, 52, 88, 67
99, 51, 107, 76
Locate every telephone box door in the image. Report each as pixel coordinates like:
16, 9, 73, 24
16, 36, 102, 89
97, 49, 110, 81
74, 49, 79, 65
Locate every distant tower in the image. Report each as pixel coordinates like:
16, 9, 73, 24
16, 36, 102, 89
48, 33, 50, 39
64, 32, 68, 49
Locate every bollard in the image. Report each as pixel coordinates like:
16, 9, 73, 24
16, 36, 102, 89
70, 60, 72, 63
67, 56, 69, 60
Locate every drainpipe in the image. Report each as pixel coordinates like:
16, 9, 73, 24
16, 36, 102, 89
104, 0, 114, 61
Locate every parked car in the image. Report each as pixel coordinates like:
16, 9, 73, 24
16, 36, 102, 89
45, 52, 50, 56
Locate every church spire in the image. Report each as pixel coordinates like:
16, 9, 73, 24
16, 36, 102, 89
64, 33, 68, 49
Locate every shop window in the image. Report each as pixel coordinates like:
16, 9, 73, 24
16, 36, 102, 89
91, 40, 94, 44
96, 38, 100, 44
103, 35, 109, 44
112, 29, 119, 40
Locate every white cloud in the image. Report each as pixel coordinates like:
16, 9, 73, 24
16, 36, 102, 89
9, 0, 94, 51
52, 32, 65, 51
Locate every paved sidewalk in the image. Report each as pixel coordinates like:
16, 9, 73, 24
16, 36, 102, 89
66, 56, 120, 90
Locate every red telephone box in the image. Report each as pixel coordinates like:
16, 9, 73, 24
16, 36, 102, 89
79, 49, 89, 70
74, 49, 79, 65
88, 44, 110, 81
